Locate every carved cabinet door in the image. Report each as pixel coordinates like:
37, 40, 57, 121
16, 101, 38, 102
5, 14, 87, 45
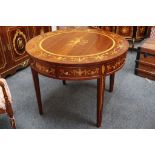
0, 36, 7, 73
135, 26, 147, 40
100, 26, 115, 32
116, 26, 133, 39
5, 26, 29, 64
32, 26, 52, 36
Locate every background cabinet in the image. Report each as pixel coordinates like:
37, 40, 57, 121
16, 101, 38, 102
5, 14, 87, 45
0, 26, 51, 78
95, 26, 149, 48
96, 26, 148, 40
57, 26, 149, 49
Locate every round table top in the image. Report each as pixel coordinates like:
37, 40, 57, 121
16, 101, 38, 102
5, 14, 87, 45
26, 29, 129, 65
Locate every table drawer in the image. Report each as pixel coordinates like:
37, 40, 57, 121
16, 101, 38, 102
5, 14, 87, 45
57, 66, 103, 80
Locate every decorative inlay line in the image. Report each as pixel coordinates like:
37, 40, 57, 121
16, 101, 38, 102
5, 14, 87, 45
59, 67, 100, 77
0, 36, 7, 69
35, 62, 55, 75
39, 30, 116, 57
106, 56, 125, 73
26, 29, 129, 64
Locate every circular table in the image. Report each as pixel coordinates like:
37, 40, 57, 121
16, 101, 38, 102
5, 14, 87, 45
26, 29, 129, 127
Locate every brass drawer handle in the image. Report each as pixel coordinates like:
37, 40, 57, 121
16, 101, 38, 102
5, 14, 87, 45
21, 59, 29, 67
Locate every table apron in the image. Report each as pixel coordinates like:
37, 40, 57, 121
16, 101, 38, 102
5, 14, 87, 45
105, 54, 126, 75
30, 53, 126, 80
30, 61, 105, 80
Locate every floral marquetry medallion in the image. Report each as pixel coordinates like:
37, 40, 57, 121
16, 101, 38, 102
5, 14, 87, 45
116, 26, 133, 38
58, 67, 101, 79
13, 29, 27, 55
67, 38, 89, 46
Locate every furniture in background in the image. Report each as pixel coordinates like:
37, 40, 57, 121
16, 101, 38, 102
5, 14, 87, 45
0, 77, 16, 128
135, 27, 155, 80
26, 29, 129, 127
57, 26, 149, 50
95, 26, 149, 49
57, 26, 93, 30
0, 26, 52, 78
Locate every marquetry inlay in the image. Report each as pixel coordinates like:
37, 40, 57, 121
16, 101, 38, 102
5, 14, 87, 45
35, 62, 55, 75
26, 29, 128, 65
58, 67, 100, 78
67, 38, 88, 46
13, 29, 27, 55
32, 60, 103, 78
106, 55, 126, 73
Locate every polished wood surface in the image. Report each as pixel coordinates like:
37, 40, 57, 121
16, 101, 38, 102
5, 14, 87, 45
31, 68, 43, 114
97, 76, 105, 127
135, 39, 155, 80
26, 29, 129, 127
41, 32, 113, 57
109, 73, 115, 92
141, 38, 155, 51
0, 26, 51, 78
26, 29, 128, 65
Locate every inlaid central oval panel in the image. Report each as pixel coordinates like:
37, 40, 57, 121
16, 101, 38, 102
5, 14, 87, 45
40, 31, 115, 57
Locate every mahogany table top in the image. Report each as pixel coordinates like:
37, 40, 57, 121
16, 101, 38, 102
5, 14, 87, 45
26, 29, 129, 65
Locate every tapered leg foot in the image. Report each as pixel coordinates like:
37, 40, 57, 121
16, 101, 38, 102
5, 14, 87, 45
9, 116, 16, 129
109, 73, 115, 92
62, 80, 66, 85
97, 76, 105, 128
6, 102, 16, 129
131, 38, 135, 52
31, 67, 43, 115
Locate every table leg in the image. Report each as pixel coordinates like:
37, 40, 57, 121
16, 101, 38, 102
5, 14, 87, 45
97, 76, 105, 127
31, 67, 43, 115
62, 80, 66, 85
109, 73, 115, 92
